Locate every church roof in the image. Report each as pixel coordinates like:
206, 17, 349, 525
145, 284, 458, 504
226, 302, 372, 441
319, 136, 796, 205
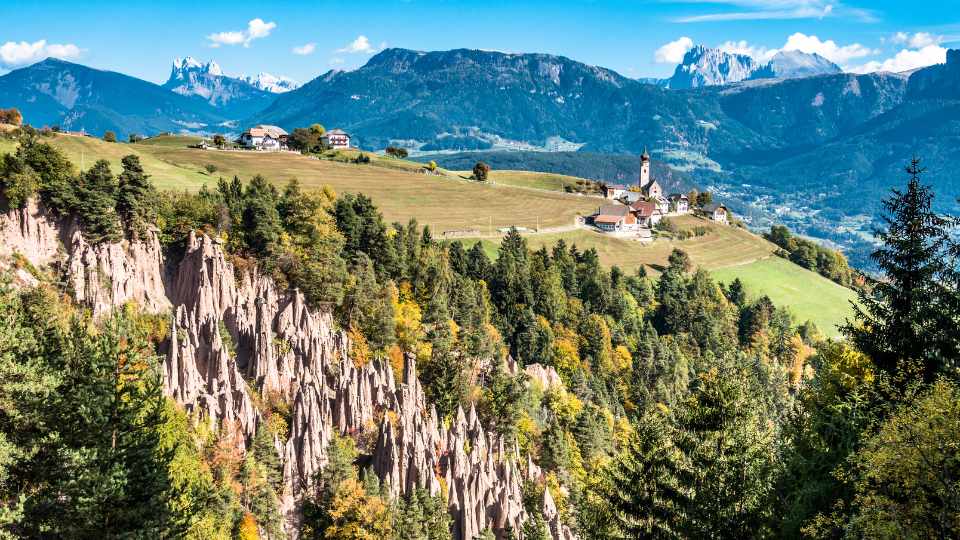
641, 147, 650, 160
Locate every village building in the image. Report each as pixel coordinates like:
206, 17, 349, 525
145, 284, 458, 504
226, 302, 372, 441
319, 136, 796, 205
629, 199, 663, 227
669, 193, 689, 214
322, 128, 351, 149
653, 194, 670, 215
702, 203, 730, 224
239, 125, 288, 151
592, 204, 640, 233
603, 183, 630, 200
638, 148, 663, 199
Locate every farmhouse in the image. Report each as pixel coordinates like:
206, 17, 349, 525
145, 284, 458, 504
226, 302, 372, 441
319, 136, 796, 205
629, 199, 663, 227
702, 203, 729, 224
322, 128, 351, 149
239, 125, 288, 151
592, 204, 640, 233
669, 193, 689, 214
603, 183, 630, 200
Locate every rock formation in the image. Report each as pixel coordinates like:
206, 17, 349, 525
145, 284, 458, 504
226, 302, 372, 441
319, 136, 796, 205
0, 203, 576, 540
0, 199, 169, 315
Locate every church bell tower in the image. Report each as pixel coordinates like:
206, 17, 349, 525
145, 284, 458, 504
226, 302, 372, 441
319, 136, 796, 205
639, 147, 650, 188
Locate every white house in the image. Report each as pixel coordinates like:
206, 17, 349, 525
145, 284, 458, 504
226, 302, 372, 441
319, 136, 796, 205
669, 193, 689, 214
703, 203, 730, 224
603, 183, 630, 200
654, 195, 670, 215
239, 125, 288, 151
322, 128, 351, 149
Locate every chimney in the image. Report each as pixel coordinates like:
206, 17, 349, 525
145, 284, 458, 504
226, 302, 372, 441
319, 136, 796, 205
948, 49, 960, 66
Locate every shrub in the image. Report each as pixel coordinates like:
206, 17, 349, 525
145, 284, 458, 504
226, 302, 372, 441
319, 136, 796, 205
472, 161, 491, 182
103, 131, 117, 143
0, 108, 22, 126
204, 164, 218, 174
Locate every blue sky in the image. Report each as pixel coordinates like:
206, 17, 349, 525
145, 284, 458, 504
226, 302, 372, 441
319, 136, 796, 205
2, 0, 959, 85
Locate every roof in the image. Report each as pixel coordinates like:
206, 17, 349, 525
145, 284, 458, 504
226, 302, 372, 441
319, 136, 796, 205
605, 183, 629, 191
246, 124, 288, 138
594, 204, 629, 223
668, 193, 688, 200
629, 200, 657, 218
641, 146, 650, 160
326, 128, 350, 136
703, 203, 727, 213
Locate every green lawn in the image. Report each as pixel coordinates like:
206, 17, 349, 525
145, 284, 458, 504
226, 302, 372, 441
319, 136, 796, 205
457, 169, 601, 193
712, 256, 857, 337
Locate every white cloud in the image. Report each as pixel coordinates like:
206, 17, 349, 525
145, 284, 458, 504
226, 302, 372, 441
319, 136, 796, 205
207, 18, 276, 48
675, 0, 835, 23
293, 43, 316, 55
779, 32, 874, 65
654, 37, 694, 64
851, 44, 947, 74
0, 39, 81, 68
718, 40, 776, 61
336, 35, 383, 54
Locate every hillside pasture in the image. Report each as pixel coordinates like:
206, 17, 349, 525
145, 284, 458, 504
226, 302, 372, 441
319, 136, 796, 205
20, 134, 601, 232
712, 256, 858, 337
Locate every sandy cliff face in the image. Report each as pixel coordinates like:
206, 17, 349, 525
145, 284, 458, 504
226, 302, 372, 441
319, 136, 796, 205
0, 204, 574, 540
0, 199, 170, 315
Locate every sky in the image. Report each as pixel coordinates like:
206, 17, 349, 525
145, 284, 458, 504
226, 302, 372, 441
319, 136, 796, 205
2, 0, 959, 85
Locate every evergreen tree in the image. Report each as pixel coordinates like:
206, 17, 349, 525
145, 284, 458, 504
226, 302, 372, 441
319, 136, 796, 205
77, 159, 121, 243
116, 154, 156, 240
843, 158, 960, 383
242, 175, 282, 258
606, 412, 686, 539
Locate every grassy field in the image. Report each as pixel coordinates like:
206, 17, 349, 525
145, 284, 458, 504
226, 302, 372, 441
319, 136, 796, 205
527, 215, 777, 273
10, 134, 600, 232
712, 257, 857, 337
456, 215, 854, 333
454, 169, 601, 193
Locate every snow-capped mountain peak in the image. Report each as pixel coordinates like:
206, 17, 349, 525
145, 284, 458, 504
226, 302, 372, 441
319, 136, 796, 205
240, 72, 299, 93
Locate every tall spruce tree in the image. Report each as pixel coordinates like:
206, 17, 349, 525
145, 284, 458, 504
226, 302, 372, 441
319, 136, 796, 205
116, 154, 156, 240
843, 158, 960, 383
77, 159, 121, 243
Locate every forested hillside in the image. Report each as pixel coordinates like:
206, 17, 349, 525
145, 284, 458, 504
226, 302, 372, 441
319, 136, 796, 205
1, 132, 958, 538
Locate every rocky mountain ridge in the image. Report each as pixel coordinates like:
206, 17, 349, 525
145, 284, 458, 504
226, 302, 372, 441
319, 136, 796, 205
662, 46, 842, 89
163, 57, 280, 118
0, 199, 574, 540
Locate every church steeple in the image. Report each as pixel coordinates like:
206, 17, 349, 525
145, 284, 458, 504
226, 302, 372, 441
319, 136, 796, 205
639, 147, 651, 187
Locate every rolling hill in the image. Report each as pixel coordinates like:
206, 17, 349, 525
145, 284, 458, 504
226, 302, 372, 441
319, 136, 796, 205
0, 133, 854, 331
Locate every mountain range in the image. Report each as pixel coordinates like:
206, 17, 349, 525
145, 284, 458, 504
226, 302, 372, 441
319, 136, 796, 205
0, 46, 957, 269
163, 57, 298, 118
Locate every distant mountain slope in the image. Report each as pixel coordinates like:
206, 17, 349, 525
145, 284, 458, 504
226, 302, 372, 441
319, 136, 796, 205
665, 46, 761, 89
759, 50, 842, 80
663, 47, 842, 88
163, 57, 277, 119
240, 72, 299, 93
0, 58, 225, 138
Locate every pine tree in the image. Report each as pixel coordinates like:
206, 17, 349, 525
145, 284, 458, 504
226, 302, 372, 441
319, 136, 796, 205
606, 412, 686, 539
77, 159, 121, 243
242, 175, 282, 258
843, 158, 960, 383
116, 154, 156, 240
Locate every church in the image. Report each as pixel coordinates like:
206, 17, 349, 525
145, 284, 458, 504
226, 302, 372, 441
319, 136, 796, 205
637, 148, 669, 214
